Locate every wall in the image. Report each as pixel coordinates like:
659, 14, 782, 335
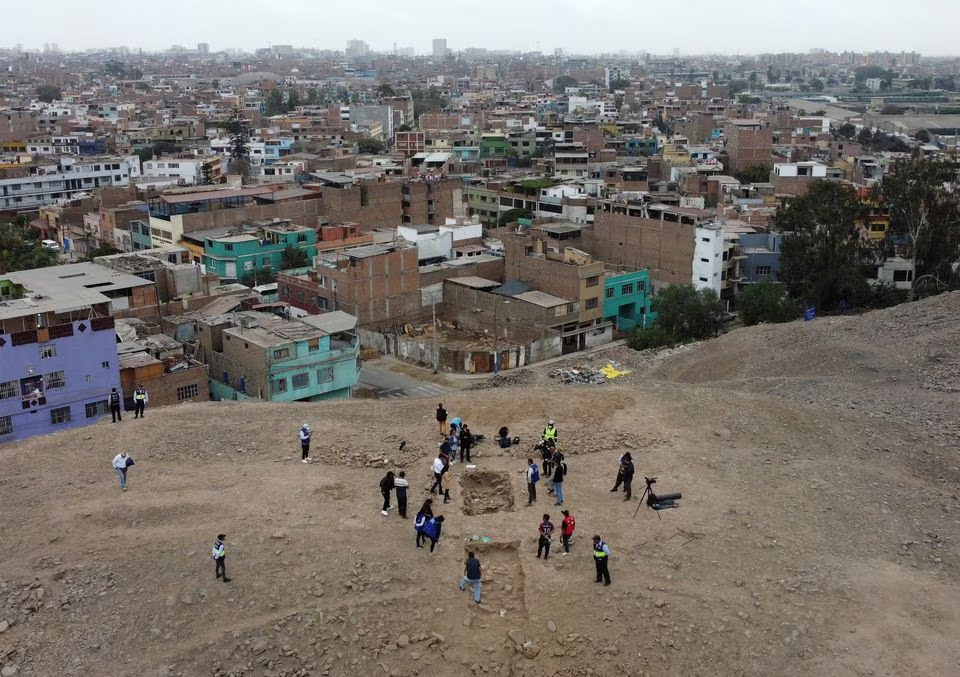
0, 319, 121, 444
120, 362, 210, 409
584, 211, 696, 287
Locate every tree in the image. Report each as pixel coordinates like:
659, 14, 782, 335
836, 123, 857, 139
200, 162, 216, 185
377, 83, 396, 97
880, 152, 960, 300
608, 78, 630, 92
552, 75, 577, 93
224, 107, 251, 183
776, 181, 875, 311
914, 129, 931, 143
356, 137, 385, 154
728, 80, 749, 95
411, 86, 448, 118
810, 78, 825, 92
0, 220, 59, 273
497, 208, 531, 227
36, 84, 61, 102
738, 282, 803, 325
280, 246, 309, 270
83, 243, 121, 262
857, 127, 873, 146
651, 284, 723, 342
734, 164, 772, 184
265, 89, 286, 115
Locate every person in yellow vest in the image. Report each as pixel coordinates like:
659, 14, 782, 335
542, 419, 558, 444
133, 384, 148, 419
593, 535, 611, 586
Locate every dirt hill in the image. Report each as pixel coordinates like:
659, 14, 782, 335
1, 294, 959, 677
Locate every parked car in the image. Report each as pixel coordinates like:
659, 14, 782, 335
41, 240, 61, 252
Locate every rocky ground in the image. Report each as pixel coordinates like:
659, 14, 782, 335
1, 293, 960, 676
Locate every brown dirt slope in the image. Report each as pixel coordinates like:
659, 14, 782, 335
0, 294, 959, 677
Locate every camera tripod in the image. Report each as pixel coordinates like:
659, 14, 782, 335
633, 477, 681, 520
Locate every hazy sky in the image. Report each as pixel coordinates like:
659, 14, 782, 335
8, 0, 958, 56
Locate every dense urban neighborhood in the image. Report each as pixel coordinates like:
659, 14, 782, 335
2, 13, 960, 677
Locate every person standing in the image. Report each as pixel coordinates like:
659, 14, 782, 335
422, 515, 444, 553
459, 551, 482, 604
212, 533, 230, 582
446, 428, 459, 465
299, 423, 312, 462
415, 499, 434, 548
525, 458, 539, 505
132, 384, 148, 419
537, 513, 554, 559
109, 387, 122, 423
552, 458, 565, 506
112, 451, 133, 491
394, 471, 409, 518
593, 535, 611, 585
560, 509, 576, 555
379, 471, 395, 516
610, 452, 627, 492
542, 419, 558, 445
436, 403, 447, 434
430, 452, 446, 495
620, 453, 635, 500
459, 424, 474, 463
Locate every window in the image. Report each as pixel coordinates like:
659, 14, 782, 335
585, 276, 599, 287
308, 338, 320, 352
50, 406, 71, 425
177, 384, 199, 401
44, 370, 66, 390
700, 257, 710, 263
225, 244, 233, 251
701, 237, 711, 242
85, 400, 109, 418
699, 276, 708, 282
621, 283, 634, 295
85, 374, 92, 382
0, 380, 18, 400
605, 288, 615, 299
272, 377, 288, 394
893, 269, 913, 282
292, 372, 309, 389
297, 233, 307, 243
40, 344, 56, 359
316, 367, 333, 383
0, 415, 11, 436
754, 265, 772, 276
585, 297, 598, 310
273, 348, 289, 359
102, 361, 110, 369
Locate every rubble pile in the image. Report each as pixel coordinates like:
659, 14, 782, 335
466, 369, 536, 390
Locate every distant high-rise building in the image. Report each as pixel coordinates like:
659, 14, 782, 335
433, 39, 448, 58
197, 43, 210, 56
346, 39, 370, 58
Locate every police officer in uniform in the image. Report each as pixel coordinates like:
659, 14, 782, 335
133, 384, 148, 419
593, 535, 611, 585
109, 387, 123, 423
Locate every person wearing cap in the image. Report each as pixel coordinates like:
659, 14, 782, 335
560, 509, 576, 555
542, 419, 558, 444
593, 535, 611, 585
212, 533, 230, 582
299, 423, 312, 462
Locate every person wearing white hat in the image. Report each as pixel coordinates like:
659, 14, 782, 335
299, 423, 312, 462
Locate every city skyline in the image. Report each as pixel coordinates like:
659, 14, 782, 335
6, 0, 959, 57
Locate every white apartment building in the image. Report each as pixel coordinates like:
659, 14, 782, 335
0, 155, 140, 211
693, 225, 725, 295
142, 158, 202, 185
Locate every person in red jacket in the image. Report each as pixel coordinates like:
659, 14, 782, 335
560, 509, 576, 555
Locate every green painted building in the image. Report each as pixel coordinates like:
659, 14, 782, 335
199, 220, 317, 282
480, 134, 509, 159
603, 270, 655, 331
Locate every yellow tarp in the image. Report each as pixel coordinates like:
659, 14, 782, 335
599, 363, 631, 379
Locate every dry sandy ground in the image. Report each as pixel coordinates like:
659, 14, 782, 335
1, 294, 960, 677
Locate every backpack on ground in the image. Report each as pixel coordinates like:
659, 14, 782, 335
530, 464, 540, 483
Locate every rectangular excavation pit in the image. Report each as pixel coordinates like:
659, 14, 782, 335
460, 470, 515, 515
462, 541, 526, 616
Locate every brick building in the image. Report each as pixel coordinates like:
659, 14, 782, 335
118, 352, 209, 409
724, 120, 773, 174
278, 242, 420, 328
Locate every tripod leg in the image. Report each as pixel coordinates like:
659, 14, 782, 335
633, 487, 649, 519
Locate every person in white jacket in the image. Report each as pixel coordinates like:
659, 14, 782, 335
112, 452, 133, 491
299, 423, 312, 463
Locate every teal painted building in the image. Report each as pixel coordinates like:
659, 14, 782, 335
603, 270, 655, 331
199, 220, 317, 282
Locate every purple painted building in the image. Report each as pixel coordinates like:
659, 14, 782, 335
0, 269, 130, 444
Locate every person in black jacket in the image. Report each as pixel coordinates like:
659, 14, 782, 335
379, 471, 395, 515
436, 403, 447, 434
109, 387, 122, 423
459, 424, 474, 463
552, 459, 565, 506
621, 453, 635, 500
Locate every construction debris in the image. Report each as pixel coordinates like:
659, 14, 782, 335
466, 369, 536, 390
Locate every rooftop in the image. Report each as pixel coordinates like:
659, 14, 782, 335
219, 311, 327, 348
513, 290, 571, 308
157, 187, 272, 205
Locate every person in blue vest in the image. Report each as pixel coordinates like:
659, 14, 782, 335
421, 515, 445, 553
593, 535, 611, 586
299, 423, 312, 462
132, 384, 148, 419
212, 533, 231, 582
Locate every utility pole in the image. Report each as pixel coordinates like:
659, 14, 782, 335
432, 298, 438, 374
